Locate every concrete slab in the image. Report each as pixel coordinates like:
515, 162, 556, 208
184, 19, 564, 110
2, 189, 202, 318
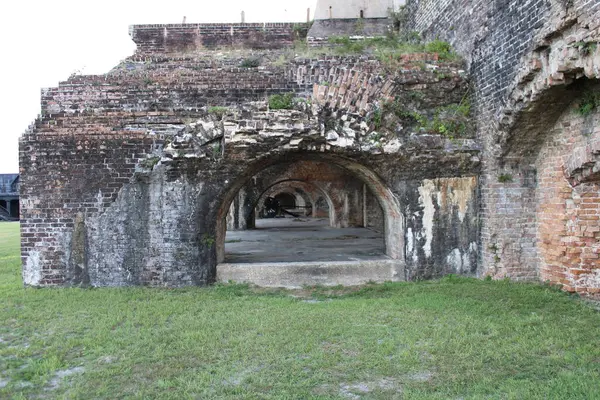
217, 259, 404, 289
224, 218, 386, 263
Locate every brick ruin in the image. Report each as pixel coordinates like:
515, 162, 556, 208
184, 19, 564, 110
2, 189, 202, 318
19, 0, 600, 294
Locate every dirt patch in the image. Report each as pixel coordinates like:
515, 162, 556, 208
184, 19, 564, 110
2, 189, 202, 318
405, 371, 433, 382
47, 367, 85, 390
339, 378, 403, 398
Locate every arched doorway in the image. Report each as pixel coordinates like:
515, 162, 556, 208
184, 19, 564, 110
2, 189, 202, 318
213, 152, 404, 287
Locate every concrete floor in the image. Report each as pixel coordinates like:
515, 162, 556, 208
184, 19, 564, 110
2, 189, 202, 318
224, 218, 387, 263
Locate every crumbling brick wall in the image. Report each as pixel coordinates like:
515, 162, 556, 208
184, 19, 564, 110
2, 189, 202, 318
130, 23, 300, 54
405, 0, 600, 292
20, 22, 480, 287
537, 99, 600, 295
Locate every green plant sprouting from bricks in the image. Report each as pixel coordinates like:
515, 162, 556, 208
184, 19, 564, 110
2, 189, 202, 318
201, 234, 215, 248
374, 91, 472, 138
573, 41, 597, 56
416, 91, 472, 138
497, 174, 513, 183
578, 90, 600, 117
211, 142, 222, 161
268, 93, 295, 110
207, 106, 229, 118
140, 156, 160, 170
371, 108, 383, 130
327, 34, 461, 63
239, 58, 260, 68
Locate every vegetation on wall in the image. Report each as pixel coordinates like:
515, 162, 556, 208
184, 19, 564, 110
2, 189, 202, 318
578, 90, 600, 117
207, 106, 229, 118
292, 22, 312, 39
371, 93, 472, 139
573, 41, 597, 57
327, 35, 460, 62
140, 156, 160, 170
497, 174, 514, 183
426, 101, 472, 137
239, 58, 261, 68
268, 93, 296, 110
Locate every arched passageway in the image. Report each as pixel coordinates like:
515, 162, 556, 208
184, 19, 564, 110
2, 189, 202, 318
214, 152, 404, 286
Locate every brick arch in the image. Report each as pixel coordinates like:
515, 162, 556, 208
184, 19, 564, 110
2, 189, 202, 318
533, 84, 600, 294
214, 151, 404, 271
498, 21, 600, 160
481, 17, 600, 284
490, 37, 600, 290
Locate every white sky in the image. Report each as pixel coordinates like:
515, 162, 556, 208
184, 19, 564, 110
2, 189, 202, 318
0, 1, 317, 173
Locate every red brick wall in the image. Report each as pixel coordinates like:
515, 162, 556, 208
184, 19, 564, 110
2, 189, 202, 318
130, 23, 300, 54
537, 103, 600, 295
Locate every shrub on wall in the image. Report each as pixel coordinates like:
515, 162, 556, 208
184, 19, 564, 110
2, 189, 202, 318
268, 93, 295, 110
240, 58, 260, 68
578, 91, 600, 116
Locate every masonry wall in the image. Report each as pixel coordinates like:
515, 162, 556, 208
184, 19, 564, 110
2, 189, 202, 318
406, 0, 553, 115
19, 130, 158, 285
130, 23, 301, 54
20, 25, 481, 287
536, 100, 600, 295
405, 0, 600, 288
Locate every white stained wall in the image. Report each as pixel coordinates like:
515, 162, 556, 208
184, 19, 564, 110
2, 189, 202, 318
313, 0, 405, 20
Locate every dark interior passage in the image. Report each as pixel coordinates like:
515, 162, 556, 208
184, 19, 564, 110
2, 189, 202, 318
273, 193, 296, 209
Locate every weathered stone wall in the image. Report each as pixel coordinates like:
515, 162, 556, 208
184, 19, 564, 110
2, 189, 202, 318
406, 0, 554, 113
404, 177, 479, 279
365, 188, 385, 232
19, 131, 157, 285
405, 0, 600, 292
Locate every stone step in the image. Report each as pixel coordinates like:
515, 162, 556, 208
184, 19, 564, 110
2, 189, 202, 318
217, 259, 404, 289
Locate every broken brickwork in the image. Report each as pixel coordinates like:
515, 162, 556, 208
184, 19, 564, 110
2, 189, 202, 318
20, 21, 480, 287
406, 0, 600, 294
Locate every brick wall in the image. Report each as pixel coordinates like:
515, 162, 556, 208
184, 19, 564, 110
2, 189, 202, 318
537, 101, 600, 295
130, 23, 302, 54
20, 25, 480, 287
19, 131, 157, 285
406, 0, 551, 116
404, 0, 600, 291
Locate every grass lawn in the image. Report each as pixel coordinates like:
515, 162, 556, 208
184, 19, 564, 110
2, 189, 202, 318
1, 222, 599, 399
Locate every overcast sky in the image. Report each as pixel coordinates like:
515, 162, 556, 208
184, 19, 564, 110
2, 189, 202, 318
0, 1, 317, 174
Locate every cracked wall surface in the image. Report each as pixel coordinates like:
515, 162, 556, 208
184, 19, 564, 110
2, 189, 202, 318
20, 22, 480, 287
405, 0, 600, 294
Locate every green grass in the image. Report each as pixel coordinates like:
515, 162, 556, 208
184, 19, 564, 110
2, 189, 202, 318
327, 36, 460, 62
1, 222, 600, 399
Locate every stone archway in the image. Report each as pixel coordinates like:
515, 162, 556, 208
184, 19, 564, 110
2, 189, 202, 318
214, 152, 404, 286
480, 18, 600, 293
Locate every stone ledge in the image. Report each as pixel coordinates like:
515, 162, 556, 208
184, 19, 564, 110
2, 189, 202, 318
217, 259, 405, 288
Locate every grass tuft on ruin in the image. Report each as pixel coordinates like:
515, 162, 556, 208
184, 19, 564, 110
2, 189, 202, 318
326, 35, 461, 62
